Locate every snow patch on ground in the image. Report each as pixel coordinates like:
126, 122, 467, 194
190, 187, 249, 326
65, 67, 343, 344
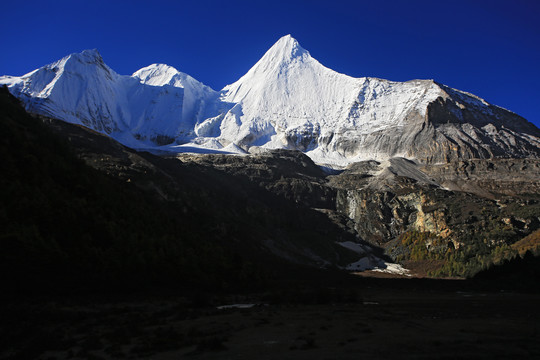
372, 262, 412, 276
339, 242, 411, 275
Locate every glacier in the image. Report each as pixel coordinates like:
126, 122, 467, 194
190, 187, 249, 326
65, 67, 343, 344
2, 35, 539, 166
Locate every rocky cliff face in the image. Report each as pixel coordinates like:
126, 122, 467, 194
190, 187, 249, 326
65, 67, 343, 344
328, 157, 540, 275
336, 187, 450, 246
420, 158, 540, 197
407, 90, 540, 164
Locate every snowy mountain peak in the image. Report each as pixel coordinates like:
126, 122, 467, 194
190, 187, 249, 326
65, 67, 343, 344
59, 49, 109, 73
133, 63, 214, 94
2, 39, 539, 166
221, 35, 318, 101
255, 34, 309, 67
267, 34, 306, 60
222, 35, 311, 93
71, 49, 103, 62
42, 49, 115, 85
133, 63, 182, 86
218, 36, 540, 165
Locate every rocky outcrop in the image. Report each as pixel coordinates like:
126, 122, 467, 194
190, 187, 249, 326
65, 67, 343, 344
176, 149, 337, 209
335, 185, 452, 246
420, 158, 540, 197
406, 92, 540, 164
329, 157, 540, 274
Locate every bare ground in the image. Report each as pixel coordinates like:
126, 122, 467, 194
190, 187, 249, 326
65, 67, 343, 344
1, 284, 538, 359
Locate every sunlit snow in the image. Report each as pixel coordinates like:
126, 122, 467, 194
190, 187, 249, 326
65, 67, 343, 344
1, 35, 533, 167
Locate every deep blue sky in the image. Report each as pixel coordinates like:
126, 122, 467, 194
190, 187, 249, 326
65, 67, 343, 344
2, 0, 539, 127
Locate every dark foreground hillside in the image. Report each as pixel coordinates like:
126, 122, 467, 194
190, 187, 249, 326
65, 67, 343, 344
0, 87, 255, 293
1, 86, 539, 359
0, 85, 364, 295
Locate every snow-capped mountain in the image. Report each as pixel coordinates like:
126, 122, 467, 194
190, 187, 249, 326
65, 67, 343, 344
214, 35, 540, 165
0, 49, 223, 147
2, 36, 539, 166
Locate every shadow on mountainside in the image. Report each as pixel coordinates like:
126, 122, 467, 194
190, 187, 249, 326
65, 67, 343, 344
0, 85, 385, 296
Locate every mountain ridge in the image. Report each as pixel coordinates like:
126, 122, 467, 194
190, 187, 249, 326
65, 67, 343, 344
2, 35, 539, 166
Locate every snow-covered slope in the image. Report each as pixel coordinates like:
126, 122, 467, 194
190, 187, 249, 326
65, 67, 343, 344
0, 50, 125, 134
2, 36, 539, 165
213, 35, 540, 166
0, 50, 222, 147
219, 35, 444, 147
132, 63, 222, 132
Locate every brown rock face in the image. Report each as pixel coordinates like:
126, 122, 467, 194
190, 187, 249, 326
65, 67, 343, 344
402, 92, 540, 164
328, 157, 540, 274
420, 158, 540, 198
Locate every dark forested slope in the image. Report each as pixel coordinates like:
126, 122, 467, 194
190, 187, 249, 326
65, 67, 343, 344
0, 86, 360, 295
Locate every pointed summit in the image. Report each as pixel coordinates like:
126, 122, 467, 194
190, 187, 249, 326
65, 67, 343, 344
222, 35, 314, 95
52, 49, 113, 81
267, 34, 305, 58
65, 49, 105, 67
257, 34, 309, 69
79, 49, 103, 61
